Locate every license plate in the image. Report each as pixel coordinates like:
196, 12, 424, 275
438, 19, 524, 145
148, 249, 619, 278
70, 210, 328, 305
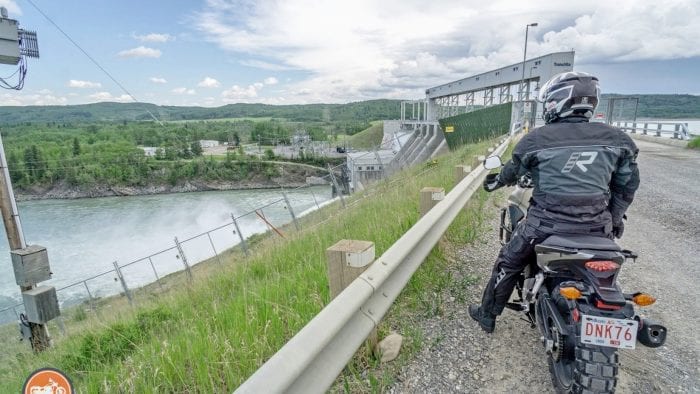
580, 314, 638, 349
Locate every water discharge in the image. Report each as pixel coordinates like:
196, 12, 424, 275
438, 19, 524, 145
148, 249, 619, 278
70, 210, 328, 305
0, 186, 332, 320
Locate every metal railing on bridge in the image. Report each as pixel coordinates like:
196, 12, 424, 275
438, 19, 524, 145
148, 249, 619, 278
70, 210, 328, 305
614, 121, 694, 140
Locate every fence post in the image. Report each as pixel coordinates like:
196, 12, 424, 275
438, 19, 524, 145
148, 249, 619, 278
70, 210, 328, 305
174, 237, 193, 282
310, 190, 320, 210
282, 191, 300, 231
206, 232, 223, 265
148, 256, 163, 290
327, 164, 346, 208
112, 262, 134, 307
326, 240, 377, 353
231, 213, 249, 256
83, 281, 97, 311
420, 187, 445, 217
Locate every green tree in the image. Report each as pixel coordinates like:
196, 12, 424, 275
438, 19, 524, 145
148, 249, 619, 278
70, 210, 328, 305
190, 141, 203, 156
72, 137, 81, 156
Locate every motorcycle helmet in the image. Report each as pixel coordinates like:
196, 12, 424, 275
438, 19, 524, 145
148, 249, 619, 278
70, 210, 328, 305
537, 71, 600, 124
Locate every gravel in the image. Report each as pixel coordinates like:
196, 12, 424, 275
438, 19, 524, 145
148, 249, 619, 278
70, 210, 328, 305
389, 140, 699, 393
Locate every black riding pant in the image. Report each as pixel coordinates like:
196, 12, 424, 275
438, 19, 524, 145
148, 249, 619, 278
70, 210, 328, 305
479, 219, 552, 316
479, 216, 611, 316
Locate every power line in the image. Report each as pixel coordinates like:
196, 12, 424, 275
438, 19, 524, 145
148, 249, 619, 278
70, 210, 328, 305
23, 0, 163, 125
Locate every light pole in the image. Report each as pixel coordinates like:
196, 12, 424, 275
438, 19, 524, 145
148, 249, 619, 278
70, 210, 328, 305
519, 22, 537, 132
519, 22, 538, 101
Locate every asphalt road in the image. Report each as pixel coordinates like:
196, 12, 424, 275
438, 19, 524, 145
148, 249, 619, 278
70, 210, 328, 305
390, 139, 700, 393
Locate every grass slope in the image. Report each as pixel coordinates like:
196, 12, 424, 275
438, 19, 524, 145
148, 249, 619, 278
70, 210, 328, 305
347, 121, 385, 150
0, 138, 498, 392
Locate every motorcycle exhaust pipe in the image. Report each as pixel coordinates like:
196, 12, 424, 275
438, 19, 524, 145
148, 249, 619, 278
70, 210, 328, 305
636, 317, 667, 348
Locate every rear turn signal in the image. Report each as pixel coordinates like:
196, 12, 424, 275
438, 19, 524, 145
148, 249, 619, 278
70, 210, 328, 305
559, 287, 582, 300
585, 260, 620, 272
632, 293, 656, 306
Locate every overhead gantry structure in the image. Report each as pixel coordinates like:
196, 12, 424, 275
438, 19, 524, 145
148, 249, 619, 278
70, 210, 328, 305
415, 51, 575, 122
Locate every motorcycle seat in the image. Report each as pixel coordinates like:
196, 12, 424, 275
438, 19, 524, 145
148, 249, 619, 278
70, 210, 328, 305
538, 234, 621, 251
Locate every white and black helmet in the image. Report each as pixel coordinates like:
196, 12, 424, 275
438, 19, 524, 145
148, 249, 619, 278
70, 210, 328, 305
537, 71, 600, 124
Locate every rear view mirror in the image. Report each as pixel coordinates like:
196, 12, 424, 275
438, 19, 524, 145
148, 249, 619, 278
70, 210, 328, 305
484, 156, 503, 170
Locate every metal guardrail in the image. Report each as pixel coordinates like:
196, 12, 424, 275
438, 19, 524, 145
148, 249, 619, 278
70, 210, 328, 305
235, 138, 510, 394
614, 121, 694, 140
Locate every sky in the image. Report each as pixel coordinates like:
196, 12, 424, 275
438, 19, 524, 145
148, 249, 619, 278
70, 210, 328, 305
0, 0, 699, 107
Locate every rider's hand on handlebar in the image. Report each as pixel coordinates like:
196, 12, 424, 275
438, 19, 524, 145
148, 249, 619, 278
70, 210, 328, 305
483, 173, 504, 192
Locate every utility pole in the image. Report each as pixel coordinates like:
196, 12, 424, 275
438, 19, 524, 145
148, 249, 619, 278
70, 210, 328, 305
1, 7, 55, 352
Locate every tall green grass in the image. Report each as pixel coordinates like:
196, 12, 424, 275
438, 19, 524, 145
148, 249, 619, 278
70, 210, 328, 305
0, 138, 498, 392
688, 136, 700, 150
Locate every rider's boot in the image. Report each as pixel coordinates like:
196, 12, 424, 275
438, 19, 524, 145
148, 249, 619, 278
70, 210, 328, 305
469, 305, 496, 333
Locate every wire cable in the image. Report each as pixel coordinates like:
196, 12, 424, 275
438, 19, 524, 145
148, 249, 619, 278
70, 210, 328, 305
23, 0, 163, 125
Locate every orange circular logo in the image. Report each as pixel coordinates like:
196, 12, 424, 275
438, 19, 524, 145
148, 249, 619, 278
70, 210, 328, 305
23, 368, 73, 394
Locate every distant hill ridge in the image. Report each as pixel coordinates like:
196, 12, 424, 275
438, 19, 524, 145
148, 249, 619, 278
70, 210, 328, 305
0, 99, 403, 124
0, 95, 697, 124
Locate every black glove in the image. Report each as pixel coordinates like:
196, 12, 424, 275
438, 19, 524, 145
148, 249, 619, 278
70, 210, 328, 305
483, 173, 504, 192
612, 221, 624, 239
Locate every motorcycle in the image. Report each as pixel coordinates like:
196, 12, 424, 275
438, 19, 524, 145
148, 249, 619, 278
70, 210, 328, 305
483, 155, 668, 393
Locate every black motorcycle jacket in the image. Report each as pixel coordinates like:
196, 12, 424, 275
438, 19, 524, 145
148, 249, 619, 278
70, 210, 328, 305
499, 116, 640, 231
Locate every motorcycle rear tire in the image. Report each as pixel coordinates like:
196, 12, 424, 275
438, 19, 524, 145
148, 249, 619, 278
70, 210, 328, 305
537, 297, 619, 393
549, 342, 619, 393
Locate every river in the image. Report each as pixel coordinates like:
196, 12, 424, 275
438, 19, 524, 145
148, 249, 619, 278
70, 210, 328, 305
0, 186, 332, 321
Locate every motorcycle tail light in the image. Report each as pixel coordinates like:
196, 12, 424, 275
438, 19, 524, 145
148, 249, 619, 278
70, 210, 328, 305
632, 293, 656, 306
559, 287, 582, 300
585, 260, 620, 272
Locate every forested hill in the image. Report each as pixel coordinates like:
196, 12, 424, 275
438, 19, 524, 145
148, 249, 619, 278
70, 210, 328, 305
0, 99, 403, 124
601, 94, 700, 119
0, 95, 698, 124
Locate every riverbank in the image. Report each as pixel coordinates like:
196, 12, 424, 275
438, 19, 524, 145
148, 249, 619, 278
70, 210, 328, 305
14, 162, 329, 201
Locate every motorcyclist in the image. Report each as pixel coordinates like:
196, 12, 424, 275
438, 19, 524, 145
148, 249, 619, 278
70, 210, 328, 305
469, 71, 640, 333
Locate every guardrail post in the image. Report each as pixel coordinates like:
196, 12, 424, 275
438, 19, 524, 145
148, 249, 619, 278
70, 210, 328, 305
454, 165, 472, 184
174, 237, 193, 282
112, 262, 134, 307
420, 187, 445, 217
326, 240, 377, 352
282, 191, 300, 231
643, 123, 648, 135
231, 214, 249, 256
674, 124, 680, 139
656, 123, 662, 137
471, 155, 486, 170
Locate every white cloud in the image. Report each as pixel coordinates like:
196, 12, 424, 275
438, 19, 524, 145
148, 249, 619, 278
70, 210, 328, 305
264, 77, 278, 85
239, 59, 296, 71
89, 92, 132, 102
150, 77, 168, 84
221, 84, 259, 102
118, 46, 162, 58
197, 77, 221, 88
0, 1, 21, 16
67, 80, 102, 89
172, 87, 196, 95
4, 91, 68, 105
194, 0, 700, 102
133, 33, 174, 43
